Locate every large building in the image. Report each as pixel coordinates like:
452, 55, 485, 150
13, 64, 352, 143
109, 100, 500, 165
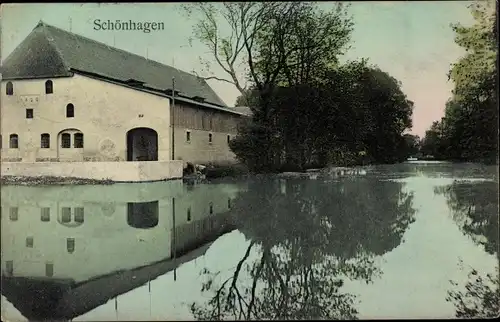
0, 21, 250, 180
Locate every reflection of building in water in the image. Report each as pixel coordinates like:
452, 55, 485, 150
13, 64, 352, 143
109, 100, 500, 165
0, 181, 244, 321
127, 200, 159, 229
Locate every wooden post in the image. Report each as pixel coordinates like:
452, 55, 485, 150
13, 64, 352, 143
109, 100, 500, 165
172, 197, 177, 281
171, 77, 176, 160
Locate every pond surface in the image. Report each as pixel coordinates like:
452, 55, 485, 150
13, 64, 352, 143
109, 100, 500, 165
1, 161, 498, 320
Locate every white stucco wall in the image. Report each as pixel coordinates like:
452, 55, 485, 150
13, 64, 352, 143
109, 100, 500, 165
0, 181, 245, 283
0, 160, 183, 181
0, 74, 171, 162
173, 127, 238, 165
1, 199, 173, 282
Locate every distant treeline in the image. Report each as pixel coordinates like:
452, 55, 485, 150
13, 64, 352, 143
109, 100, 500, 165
420, 1, 498, 164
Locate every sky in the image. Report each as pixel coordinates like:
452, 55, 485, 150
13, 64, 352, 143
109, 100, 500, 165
0, 1, 476, 136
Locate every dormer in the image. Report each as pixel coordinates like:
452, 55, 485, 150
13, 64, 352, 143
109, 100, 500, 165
165, 88, 180, 96
192, 96, 205, 103
125, 79, 145, 87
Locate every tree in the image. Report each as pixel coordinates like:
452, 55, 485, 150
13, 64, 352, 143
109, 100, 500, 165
421, 120, 444, 158
400, 134, 421, 158
185, 2, 414, 171
424, 0, 498, 163
181, 2, 276, 94
184, 2, 355, 171
230, 62, 415, 170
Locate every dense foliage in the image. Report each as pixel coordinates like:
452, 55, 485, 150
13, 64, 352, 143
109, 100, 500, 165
420, 1, 498, 164
231, 65, 415, 171
184, 2, 416, 172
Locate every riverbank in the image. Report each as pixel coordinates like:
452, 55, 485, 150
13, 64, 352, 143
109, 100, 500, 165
201, 163, 369, 181
204, 163, 250, 179
0, 175, 115, 186
1, 164, 367, 186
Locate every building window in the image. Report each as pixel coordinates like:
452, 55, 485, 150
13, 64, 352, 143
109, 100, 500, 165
227, 135, 231, 144
41, 207, 50, 222
0, 134, 2, 149
61, 207, 71, 223
67, 238, 75, 253
9, 134, 18, 149
26, 237, 34, 248
45, 263, 54, 277
9, 207, 18, 221
45, 80, 53, 94
202, 115, 206, 129
74, 207, 84, 223
6, 82, 13, 95
26, 108, 34, 119
74, 133, 84, 148
187, 207, 191, 222
6, 261, 14, 276
186, 131, 191, 142
66, 104, 74, 118
41, 133, 50, 148
228, 198, 231, 209
61, 133, 71, 148
209, 202, 213, 215
208, 133, 212, 144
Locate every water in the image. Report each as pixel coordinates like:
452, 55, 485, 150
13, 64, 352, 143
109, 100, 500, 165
1, 162, 498, 320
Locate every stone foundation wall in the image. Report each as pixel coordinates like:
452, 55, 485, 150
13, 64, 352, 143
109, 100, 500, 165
0, 160, 183, 182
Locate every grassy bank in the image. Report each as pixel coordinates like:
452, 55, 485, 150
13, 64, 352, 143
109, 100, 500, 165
203, 163, 250, 180
0, 175, 115, 186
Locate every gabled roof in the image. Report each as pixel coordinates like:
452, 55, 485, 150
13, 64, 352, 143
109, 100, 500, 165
232, 105, 253, 116
1, 21, 228, 107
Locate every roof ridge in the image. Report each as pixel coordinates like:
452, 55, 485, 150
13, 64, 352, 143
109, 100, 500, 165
40, 23, 70, 73
38, 22, 201, 84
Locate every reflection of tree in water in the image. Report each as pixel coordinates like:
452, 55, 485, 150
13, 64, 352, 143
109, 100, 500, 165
435, 180, 499, 318
447, 266, 499, 318
190, 177, 416, 320
435, 180, 498, 255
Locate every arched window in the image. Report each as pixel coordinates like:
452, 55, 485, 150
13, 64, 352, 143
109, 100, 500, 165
6, 82, 13, 96
41, 133, 50, 148
66, 103, 74, 118
74, 133, 84, 148
74, 207, 84, 223
45, 80, 53, 94
61, 207, 71, 223
41, 208, 50, 222
61, 133, 71, 148
127, 201, 159, 229
58, 207, 84, 227
9, 134, 18, 148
